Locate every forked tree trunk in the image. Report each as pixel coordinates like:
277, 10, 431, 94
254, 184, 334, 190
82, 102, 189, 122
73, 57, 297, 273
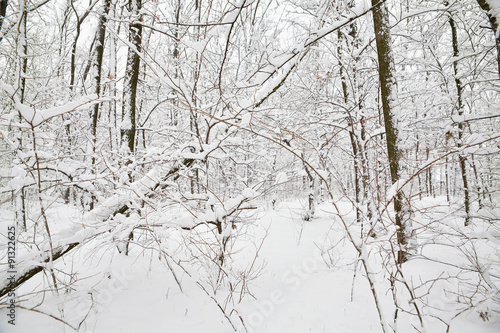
337, 6, 374, 235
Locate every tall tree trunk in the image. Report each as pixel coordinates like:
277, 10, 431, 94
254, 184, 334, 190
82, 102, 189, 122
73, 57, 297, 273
88, 0, 111, 210
68, 1, 95, 206
108, 0, 118, 155
337, 4, 374, 234
121, 0, 142, 155
15, 10, 28, 231
120, 0, 142, 254
449, 13, 471, 226
91, 0, 111, 156
338, 28, 361, 225
371, 0, 408, 264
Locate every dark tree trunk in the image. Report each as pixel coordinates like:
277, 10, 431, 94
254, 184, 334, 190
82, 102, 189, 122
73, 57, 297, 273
89, 0, 111, 210
17, 11, 28, 230
121, 0, 142, 154
91, 0, 111, 142
0, 0, 8, 34
449, 14, 471, 226
371, 0, 408, 264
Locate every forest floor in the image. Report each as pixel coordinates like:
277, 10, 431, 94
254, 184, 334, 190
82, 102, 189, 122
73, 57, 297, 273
1, 199, 499, 333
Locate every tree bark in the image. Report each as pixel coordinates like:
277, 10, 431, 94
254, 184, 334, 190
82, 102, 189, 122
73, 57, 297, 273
88, 0, 111, 210
338, 29, 362, 227
371, 0, 408, 264
91, 0, 111, 143
16, 10, 28, 230
0, 0, 8, 34
449, 13, 471, 226
121, 0, 142, 154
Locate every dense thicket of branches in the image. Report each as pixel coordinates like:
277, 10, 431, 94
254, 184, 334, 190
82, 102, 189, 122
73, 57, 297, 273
0, 0, 499, 331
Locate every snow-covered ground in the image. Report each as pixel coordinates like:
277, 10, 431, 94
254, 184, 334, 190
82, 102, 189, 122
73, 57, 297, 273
1, 199, 499, 333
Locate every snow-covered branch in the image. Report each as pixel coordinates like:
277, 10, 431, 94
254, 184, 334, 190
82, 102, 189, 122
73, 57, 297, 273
0, 80, 110, 127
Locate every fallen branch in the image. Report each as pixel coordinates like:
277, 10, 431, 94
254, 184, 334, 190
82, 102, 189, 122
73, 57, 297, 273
0, 242, 79, 298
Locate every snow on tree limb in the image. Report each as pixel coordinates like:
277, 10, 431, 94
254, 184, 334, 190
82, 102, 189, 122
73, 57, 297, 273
258, 2, 366, 85
0, 79, 110, 127
477, 0, 500, 33
489, 0, 500, 27
239, 0, 388, 111
0, 242, 79, 298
